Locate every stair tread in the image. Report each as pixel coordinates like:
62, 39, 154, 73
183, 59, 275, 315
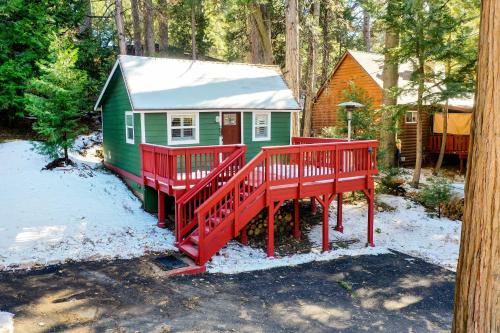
179, 242, 199, 258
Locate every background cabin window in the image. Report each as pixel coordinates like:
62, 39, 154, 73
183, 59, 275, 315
405, 111, 418, 124
125, 112, 134, 144
168, 113, 199, 145
252, 112, 271, 141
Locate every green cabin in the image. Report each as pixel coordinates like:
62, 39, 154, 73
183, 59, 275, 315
94, 55, 300, 209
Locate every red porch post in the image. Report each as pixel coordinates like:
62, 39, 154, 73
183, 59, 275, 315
293, 199, 301, 239
240, 225, 248, 246
335, 193, 344, 233
322, 195, 330, 252
367, 189, 375, 247
157, 190, 166, 228
267, 205, 275, 257
310, 197, 317, 215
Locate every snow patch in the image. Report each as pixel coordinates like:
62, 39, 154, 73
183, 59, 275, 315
0, 140, 175, 270
0, 312, 14, 333
207, 241, 389, 274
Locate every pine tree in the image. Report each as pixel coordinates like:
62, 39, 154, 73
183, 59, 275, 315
25, 35, 88, 165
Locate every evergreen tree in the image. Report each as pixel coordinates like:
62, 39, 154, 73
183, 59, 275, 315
25, 34, 88, 164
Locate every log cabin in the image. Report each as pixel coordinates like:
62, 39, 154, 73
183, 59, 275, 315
312, 50, 473, 168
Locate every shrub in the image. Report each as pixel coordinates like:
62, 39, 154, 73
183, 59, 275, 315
418, 176, 452, 217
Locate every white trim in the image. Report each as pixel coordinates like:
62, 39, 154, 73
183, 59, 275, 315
240, 111, 244, 144
405, 110, 418, 124
289, 112, 293, 145
219, 111, 223, 145
132, 108, 300, 113
167, 112, 200, 145
252, 111, 271, 142
94, 58, 134, 111
140, 112, 146, 143
125, 111, 135, 144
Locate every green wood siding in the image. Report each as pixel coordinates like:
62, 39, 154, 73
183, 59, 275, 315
145, 112, 220, 147
102, 68, 142, 178
244, 112, 291, 160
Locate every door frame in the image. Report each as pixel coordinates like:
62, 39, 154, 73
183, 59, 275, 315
219, 111, 244, 145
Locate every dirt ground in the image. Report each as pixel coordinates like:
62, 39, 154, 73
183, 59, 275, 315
0, 251, 455, 333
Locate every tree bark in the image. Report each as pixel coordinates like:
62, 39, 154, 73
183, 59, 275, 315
250, 2, 274, 64
363, 10, 371, 52
114, 0, 127, 55
302, 0, 320, 137
130, 0, 143, 56
285, 0, 300, 136
320, 0, 331, 85
191, 2, 197, 60
158, 0, 169, 55
143, 0, 155, 56
434, 101, 448, 173
411, 58, 425, 187
380, 18, 399, 169
79, 0, 92, 35
453, 2, 500, 332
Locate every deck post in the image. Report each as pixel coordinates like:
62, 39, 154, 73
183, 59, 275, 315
157, 190, 166, 229
310, 197, 317, 215
267, 205, 275, 257
322, 195, 330, 252
367, 189, 375, 247
335, 193, 344, 233
293, 199, 301, 239
240, 225, 248, 246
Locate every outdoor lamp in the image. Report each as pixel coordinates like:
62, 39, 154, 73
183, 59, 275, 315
337, 101, 364, 141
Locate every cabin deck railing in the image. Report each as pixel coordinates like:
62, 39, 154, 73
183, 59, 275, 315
428, 134, 469, 155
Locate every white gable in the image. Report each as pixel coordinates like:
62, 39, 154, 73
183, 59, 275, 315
95, 55, 300, 111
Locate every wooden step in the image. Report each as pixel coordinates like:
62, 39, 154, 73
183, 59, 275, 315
178, 242, 199, 259
189, 235, 199, 245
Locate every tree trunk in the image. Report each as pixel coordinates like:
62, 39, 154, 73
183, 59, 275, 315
363, 10, 371, 52
143, 0, 155, 56
411, 59, 425, 187
250, 2, 274, 64
434, 101, 448, 173
285, 0, 300, 136
247, 13, 263, 63
452, 1, 500, 331
114, 0, 127, 55
130, 0, 143, 56
191, 2, 197, 60
380, 24, 399, 169
320, 0, 331, 84
79, 0, 92, 35
158, 0, 169, 56
302, 0, 320, 137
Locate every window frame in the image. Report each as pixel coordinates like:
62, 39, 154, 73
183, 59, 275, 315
252, 111, 271, 141
405, 110, 418, 124
167, 112, 200, 145
125, 111, 135, 144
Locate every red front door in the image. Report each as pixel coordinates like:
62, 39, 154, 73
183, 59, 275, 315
221, 112, 241, 145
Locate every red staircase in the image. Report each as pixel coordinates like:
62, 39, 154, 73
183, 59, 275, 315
173, 139, 378, 266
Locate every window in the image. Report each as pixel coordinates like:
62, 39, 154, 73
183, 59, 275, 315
405, 111, 418, 124
167, 113, 199, 145
125, 111, 134, 144
252, 112, 271, 141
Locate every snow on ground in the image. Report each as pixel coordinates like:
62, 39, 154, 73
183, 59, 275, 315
69, 132, 103, 167
0, 140, 175, 270
0, 312, 14, 333
209, 194, 461, 274
400, 167, 465, 197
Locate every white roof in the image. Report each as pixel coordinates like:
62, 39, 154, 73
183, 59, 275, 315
95, 55, 300, 111
348, 50, 474, 110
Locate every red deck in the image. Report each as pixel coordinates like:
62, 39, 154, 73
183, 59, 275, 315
140, 138, 378, 266
428, 134, 469, 172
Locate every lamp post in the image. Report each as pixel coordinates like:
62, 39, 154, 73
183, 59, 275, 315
337, 101, 364, 141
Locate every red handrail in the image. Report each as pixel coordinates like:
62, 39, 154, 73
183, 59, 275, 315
292, 137, 349, 145
193, 140, 378, 264
140, 143, 244, 190
175, 146, 247, 242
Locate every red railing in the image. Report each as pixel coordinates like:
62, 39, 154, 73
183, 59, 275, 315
291, 137, 348, 145
175, 146, 247, 242
140, 144, 244, 191
428, 134, 469, 155
193, 140, 378, 264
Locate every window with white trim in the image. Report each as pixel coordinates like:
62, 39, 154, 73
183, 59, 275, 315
405, 111, 418, 124
125, 111, 134, 144
168, 113, 199, 145
252, 112, 271, 141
